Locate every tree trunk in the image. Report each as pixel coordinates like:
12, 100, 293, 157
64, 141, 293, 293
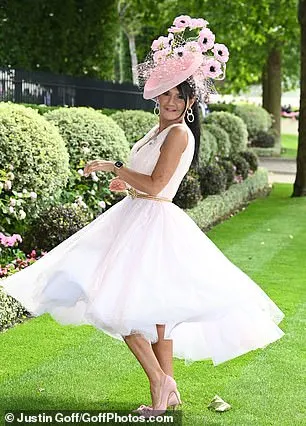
293, 0, 306, 196
263, 46, 282, 153
125, 32, 138, 86
128, 33, 138, 86
262, 61, 269, 111
118, 28, 132, 83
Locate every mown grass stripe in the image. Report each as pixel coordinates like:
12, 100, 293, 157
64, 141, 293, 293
0, 184, 305, 426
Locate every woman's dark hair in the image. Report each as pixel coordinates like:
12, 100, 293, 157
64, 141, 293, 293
177, 80, 201, 170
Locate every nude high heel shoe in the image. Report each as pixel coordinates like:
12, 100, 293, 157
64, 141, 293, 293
133, 379, 182, 413
134, 375, 181, 418
133, 390, 182, 413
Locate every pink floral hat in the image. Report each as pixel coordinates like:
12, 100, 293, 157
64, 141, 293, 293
136, 15, 229, 102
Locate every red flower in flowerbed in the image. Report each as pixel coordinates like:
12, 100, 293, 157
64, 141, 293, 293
0, 232, 47, 279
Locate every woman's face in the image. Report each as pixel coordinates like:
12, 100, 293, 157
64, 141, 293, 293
158, 87, 192, 122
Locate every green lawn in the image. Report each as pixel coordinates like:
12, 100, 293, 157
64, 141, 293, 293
0, 184, 305, 425
281, 134, 298, 159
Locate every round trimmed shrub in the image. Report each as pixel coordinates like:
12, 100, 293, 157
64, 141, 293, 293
0, 103, 69, 200
44, 107, 130, 169
203, 123, 231, 157
173, 169, 202, 209
21, 104, 61, 115
239, 150, 258, 172
251, 130, 275, 148
230, 154, 249, 180
0, 290, 30, 332
204, 111, 248, 155
199, 128, 218, 166
207, 103, 236, 113
198, 164, 227, 197
23, 203, 92, 252
234, 104, 272, 139
218, 159, 236, 189
111, 110, 158, 147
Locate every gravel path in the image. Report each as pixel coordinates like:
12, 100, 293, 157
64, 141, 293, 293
258, 157, 296, 184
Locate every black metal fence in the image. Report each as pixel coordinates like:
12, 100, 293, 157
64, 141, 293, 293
0, 68, 154, 111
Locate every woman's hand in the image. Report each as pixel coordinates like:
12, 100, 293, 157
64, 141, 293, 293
84, 160, 114, 177
109, 177, 128, 192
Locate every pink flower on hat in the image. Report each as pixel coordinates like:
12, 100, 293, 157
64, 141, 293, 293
199, 28, 215, 52
173, 15, 192, 28
203, 59, 222, 78
173, 46, 186, 59
168, 26, 185, 33
151, 36, 171, 51
189, 18, 209, 29
153, 49, 168, 63
185, 41, 202, 53
213, 43, 229, 63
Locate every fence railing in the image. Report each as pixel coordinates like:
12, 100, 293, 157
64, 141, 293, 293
0, 68, 153, 111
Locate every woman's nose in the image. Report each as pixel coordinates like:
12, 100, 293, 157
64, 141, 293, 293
167, 95, 176, 105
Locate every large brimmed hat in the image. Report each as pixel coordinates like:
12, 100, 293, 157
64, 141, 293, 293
135, 15, 229, 102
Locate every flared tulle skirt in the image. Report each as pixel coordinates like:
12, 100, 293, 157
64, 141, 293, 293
1, 195, 285, 366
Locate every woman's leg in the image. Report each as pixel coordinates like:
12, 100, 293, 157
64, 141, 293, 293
152, 325, 174, 377
123, 333, 167, 407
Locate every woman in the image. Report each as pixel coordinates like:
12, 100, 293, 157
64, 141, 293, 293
1, 15, 285, 418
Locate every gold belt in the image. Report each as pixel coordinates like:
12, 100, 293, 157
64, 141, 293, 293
126, 187, 172, 202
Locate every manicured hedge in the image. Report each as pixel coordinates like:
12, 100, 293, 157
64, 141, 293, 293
44, 107, 130, 169
111, 110, 158, 146
204, 111, 248, 155
234, 104, 272, 140
185, 168, 269, 231
0, 103, 69, 203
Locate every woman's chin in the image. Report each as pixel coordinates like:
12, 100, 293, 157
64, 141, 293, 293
161, 112, 182, 121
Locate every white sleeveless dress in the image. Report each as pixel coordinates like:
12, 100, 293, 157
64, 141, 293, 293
0, 123, 285, 366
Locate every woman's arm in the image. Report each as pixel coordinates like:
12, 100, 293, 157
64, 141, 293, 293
115, 126, 188, 196
113, 166, 154, 195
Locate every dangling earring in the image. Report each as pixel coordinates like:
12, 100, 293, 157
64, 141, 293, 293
154, 100, 160, 116
186, 107, 194, 123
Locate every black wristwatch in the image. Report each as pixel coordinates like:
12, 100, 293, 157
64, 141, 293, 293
114, 161, 124, 172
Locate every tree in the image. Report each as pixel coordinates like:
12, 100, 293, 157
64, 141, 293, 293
0, 0, 118, 80
293, 0, 306, 196
132, 0, 299, 151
